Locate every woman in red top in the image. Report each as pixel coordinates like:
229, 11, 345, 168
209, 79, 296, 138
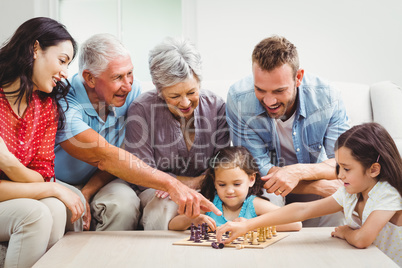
0, 17, 84, 267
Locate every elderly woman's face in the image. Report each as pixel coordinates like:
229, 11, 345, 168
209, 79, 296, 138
161, 76, 200, 120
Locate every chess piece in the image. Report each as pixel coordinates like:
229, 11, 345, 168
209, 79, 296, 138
252, 232, 258, 245
189, 223, 195, 241
272, 226, 277, 236
194, 228, 201, 243
203, 229, 209, 240
201, 223, 209, 240
267, 227, 273, 239
258, 228, 265, 242
242, 233, 248, 245
211, 242, 225, 249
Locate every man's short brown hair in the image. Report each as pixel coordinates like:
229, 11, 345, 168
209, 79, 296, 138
252, 35, 299, 77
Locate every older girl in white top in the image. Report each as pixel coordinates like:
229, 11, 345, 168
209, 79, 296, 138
217, 122, 402, 266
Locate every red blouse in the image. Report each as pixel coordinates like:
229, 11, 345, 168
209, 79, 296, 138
0, 88, 58, 182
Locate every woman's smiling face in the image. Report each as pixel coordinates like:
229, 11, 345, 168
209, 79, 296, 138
32, 40, 74, 93
161, 76, 200, 120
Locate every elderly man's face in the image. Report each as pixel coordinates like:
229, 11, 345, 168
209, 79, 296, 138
253, 62, 303, 120
93, 54, 134, 107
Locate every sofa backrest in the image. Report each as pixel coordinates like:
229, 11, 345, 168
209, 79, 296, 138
370, 81, 402, 154
141, 79, 402, 154
201, 80, 374, 127
142, 80, 373, 126
332, 82, 372, 126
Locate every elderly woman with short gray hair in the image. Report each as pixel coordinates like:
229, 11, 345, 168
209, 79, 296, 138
124, 37, 230, 230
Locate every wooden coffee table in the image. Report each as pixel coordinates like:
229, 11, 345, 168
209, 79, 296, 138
33, 227, 398, 267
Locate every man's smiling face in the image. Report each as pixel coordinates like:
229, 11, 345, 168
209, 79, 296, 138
253, 62, 303, 120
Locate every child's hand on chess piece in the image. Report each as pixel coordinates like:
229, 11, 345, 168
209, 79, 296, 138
192, 214, 217, 232
216, 221, 249, 244
168, 213, 217, 231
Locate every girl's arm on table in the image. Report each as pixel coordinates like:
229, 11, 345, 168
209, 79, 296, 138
331, 210, 396, 248
217, 196, 343, 243
253, 197, 302, 231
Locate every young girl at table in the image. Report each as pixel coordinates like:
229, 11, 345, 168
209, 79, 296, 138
0, 17, 84, 267
168, 146, 302, 231
217, 123, 402, 266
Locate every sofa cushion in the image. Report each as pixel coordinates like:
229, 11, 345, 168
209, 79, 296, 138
333, 82, 372, 126
370, 81, 402, 154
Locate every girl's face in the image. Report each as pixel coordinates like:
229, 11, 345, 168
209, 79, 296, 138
335, 147, 378, 197
214, 166, 256, 211
32, 40, 74, 93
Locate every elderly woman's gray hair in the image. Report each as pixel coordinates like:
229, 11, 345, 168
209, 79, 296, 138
149, 37, 202, 93
79, 33, 130, 80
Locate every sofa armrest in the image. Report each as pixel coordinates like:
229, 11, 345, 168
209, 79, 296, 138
370, 81, 402, 154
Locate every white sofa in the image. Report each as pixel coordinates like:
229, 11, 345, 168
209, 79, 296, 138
0, 79, 401, 267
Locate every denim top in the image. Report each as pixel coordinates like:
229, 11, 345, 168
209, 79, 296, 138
226, 72, 350, 176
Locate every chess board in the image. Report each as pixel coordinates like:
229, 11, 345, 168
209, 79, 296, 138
173, 231, 289, 249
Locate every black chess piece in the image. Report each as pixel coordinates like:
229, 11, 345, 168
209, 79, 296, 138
194, 228, 201, 243
189, 223, 195, 241
203, 230, 209, 240
211, 242, 224, 249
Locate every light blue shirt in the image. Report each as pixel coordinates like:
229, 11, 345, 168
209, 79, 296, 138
54, 73, 142, 185
206, 194, 257, 226
226, 73, 349, 176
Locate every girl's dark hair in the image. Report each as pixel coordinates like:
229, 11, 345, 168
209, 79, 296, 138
0, 17, 77, 129
335, 122, 402, 197
201, 146, 267, 201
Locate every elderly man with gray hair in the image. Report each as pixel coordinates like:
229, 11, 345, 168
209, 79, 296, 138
54, 34, 222, 231
124, 37, 230, 230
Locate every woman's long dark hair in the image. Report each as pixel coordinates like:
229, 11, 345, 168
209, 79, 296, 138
0, 17, 77, 128
335, 122, 402, 197
201, 146, 267, 202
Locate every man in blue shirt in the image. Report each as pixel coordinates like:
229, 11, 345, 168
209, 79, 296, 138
226, 36, 349, 226
55, 34, 220, 231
